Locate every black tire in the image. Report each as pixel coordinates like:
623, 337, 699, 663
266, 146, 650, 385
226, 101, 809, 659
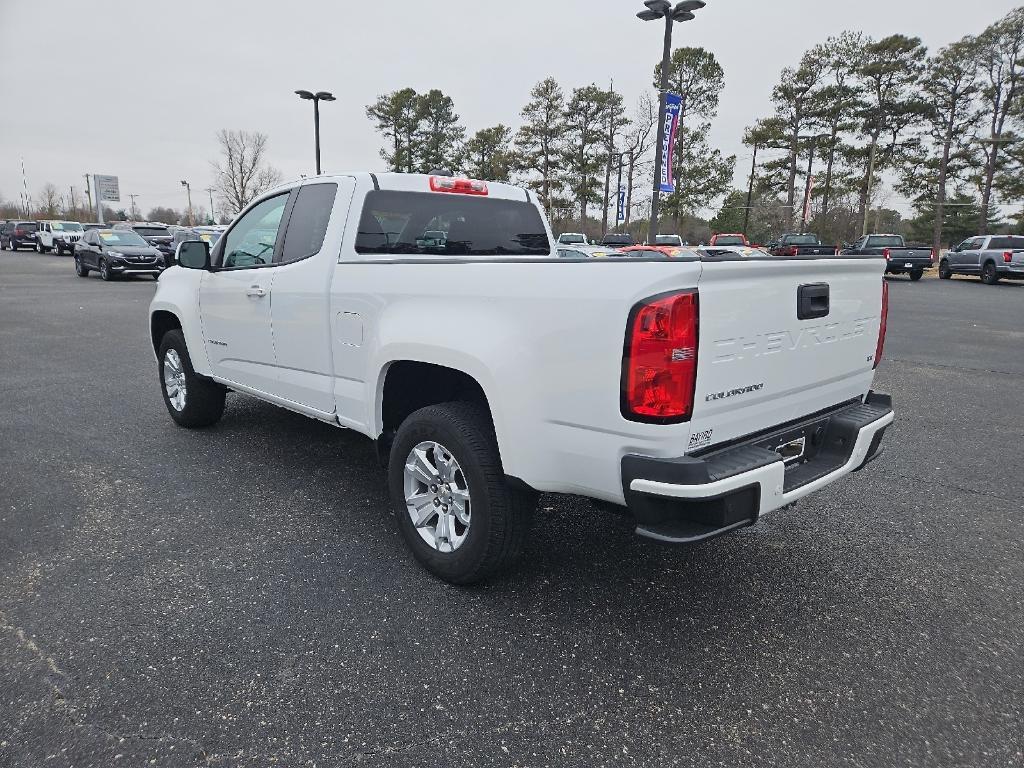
35, 242, 43, 254
388, 402, 537, 584
157, 329, 226, 428
74, 256, 89, 277
938, 260, 952, 279
99, 259, 114, 281
981, 261, 999, 285
909, 269, 923, 281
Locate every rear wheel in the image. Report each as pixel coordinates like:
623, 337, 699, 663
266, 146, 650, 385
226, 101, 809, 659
909, 269, 923, 281
388, 402, 536, 584
982, 261, 1000, 285
938, 260, 952, 279
158, 330, 226, 428
74, 256, 89, 277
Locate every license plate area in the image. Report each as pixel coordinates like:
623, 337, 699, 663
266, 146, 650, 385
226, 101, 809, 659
748, 415, 831, 470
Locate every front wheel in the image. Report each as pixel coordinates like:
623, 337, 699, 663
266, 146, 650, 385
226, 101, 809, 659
158, 330, 226, 428
74, 256, 89, 277
938, 260, 952, 279
36, 242, 43, 254
909, 269, 923, 281
981, 262, 1000, 285
99, 259, 114, 281
388, 402, 537, 584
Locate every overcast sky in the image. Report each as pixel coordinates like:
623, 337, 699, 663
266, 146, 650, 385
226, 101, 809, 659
1, 0, 1021, 218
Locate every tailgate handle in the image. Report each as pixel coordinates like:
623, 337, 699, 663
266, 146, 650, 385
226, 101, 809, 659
797, 283, 830, 320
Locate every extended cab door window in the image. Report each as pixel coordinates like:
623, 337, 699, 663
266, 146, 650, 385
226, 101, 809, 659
219, 193, 290, 269
277, 183, 338, 264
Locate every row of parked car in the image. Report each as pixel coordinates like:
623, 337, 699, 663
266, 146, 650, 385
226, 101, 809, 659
0, 218, 227, 280
553, 229, 1024, 285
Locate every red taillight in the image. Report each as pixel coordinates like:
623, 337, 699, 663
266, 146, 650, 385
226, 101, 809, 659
622, 291, 699, 422
874, 280, 889, 370
883, 248, 891, 260
429, 176, 488, 195
1004, 251, 1013, 263
786, 246, 799, 257
930, 249, 936, 262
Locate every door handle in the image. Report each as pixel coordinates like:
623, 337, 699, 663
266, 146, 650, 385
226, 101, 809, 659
246, 285, 267, 298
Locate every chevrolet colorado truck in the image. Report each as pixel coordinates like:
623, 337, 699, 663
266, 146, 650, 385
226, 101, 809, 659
841, 234, 934, 281
150, 172, 894, 584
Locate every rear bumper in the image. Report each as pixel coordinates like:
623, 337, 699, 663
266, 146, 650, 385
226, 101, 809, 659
996, 264, 1024, 277
621, 393, 894, 544
885, 259, 932, 272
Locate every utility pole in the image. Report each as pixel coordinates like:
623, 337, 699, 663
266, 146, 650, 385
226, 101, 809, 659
205, 187, 215, 224
69, 186, 76, 217
83, 175, 93, 219
128, 194, 139, 221
743, 142, 759, 238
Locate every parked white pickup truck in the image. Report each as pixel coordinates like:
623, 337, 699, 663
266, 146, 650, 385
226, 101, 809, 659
149, 172, 894, 583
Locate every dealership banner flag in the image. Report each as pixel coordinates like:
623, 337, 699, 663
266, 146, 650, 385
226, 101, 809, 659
660, 93, 684, 194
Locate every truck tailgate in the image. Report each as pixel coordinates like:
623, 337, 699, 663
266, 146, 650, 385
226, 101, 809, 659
690, 257, 885, 450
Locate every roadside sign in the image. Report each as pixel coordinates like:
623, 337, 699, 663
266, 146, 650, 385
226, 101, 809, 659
95, 175, 120, 202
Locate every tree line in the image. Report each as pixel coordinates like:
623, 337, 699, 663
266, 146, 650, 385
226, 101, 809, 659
368, 6, 1024, 247
366, 60, 735, 238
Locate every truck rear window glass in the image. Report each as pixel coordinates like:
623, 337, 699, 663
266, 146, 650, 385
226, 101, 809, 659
866, 236, 904, 248
784, 235, 820, 245
354, 191, 550, 257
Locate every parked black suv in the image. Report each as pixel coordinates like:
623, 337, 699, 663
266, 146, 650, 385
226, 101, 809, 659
1, 220, 39, 251
113, 222, 175, 266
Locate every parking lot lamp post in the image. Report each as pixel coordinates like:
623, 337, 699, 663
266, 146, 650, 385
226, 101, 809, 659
637, 0, 706, 246
180, 180, 193, 226
295, 90, 336, 175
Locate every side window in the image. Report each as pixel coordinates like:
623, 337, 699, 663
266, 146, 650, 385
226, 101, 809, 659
989, 236, 1012, 250
969, 238, 985, 250
278, 183, 337, 264
220, 193, 290, 269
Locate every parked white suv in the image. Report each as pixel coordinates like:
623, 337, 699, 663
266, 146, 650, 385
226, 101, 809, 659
37, 220, 85, 255
149, 172, 893, 583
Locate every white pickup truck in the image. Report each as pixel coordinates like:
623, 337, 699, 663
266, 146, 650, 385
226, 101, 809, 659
149, 172, 894, 583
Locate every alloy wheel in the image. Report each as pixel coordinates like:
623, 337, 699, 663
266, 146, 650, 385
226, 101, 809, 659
403, 441, 471, 553
163, 349, 187, 411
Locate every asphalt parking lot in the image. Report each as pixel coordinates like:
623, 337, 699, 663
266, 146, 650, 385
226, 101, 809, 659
1, 252, 1022, 768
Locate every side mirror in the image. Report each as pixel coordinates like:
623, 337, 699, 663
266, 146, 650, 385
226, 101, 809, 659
176, 240, 210, 270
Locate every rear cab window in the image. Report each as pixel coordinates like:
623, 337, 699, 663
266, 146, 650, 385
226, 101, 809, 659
279, 183, 338, 263
865, 236, 904, 249
988, 236, 1024, 250
354, 191, 551, 258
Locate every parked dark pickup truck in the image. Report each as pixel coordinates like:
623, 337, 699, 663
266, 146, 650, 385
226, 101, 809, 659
841, 234, 934, 281
768, 233, 837, 257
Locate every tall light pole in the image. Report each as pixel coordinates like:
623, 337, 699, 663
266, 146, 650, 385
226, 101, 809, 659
295, 89, 336, 175
637, 0, 706, 246
180, 180, 193, 226
798, 134, 828, 233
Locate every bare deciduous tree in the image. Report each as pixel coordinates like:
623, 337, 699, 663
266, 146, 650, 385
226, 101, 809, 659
211, 129, 283, 215
37, 183, 60, 218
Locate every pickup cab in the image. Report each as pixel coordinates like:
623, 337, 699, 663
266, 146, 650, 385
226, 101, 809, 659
708, 233, 749, 247
842, 234, 934, 281
150, 172, 894, 584
769, 233, 837, 257
939, 234, 1024, 285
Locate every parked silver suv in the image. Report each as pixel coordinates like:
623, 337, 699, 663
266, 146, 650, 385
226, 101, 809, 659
940, 235, 1024, 284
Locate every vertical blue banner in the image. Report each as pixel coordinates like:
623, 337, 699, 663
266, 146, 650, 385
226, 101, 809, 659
616, 186, 626, 222
660, 93, 683, 194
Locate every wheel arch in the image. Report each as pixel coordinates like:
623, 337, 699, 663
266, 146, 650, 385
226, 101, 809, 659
375, 359, 498, 468
150, 310, 183, 356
